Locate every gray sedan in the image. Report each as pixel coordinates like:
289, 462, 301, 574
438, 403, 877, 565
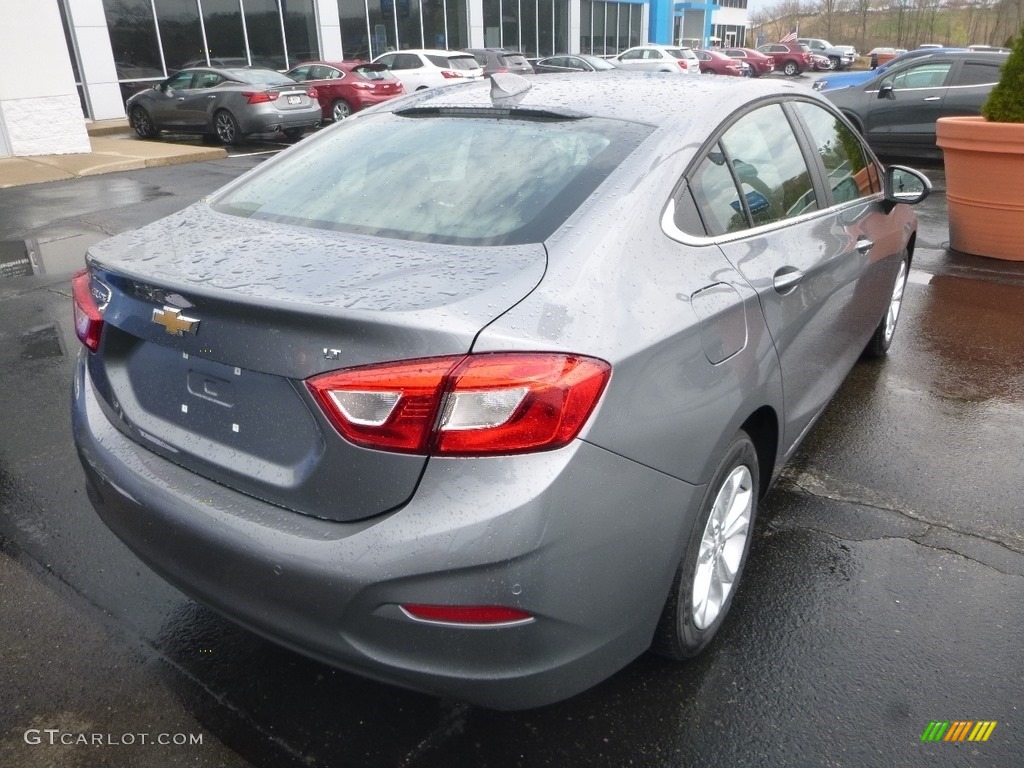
127, 67, 322, 145
73, 73, 929, 709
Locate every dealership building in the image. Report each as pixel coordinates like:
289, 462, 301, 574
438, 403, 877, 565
0, 0, 749, 159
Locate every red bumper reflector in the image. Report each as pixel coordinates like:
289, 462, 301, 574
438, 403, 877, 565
401, 604, 533, 625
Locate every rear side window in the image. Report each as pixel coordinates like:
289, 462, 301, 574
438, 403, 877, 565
687, 104, 817, 235
427, 54, 478, 70
213, 112, 652, 245
954, 61, 1002, 86
794, 101, 880, 202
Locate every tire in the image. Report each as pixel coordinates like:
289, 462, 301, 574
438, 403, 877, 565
129, 105, 159, 139
863, 254, 909, 359
214, 109, 241, 145
331, 99, 352, 122
827, 56, 840, 70
783, 61, 799, 76
282, 127, 305, 141
652, 432, 760, 660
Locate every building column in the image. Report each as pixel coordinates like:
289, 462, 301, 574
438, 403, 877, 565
649, 0, 673, 45
569, 0, 580, 54
316, 0, 344, 59
67, 0, 125, 121
0, 0, 89, 157
468, 0, 486, 48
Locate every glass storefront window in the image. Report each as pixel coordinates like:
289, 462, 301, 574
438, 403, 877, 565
422, 0, 447, 50
502, 0, 519, 51
201, 0, 248, 66
395, 0, 424, 51
283, 0, 320, 64
580, 1, 592, 54
369, 0, 397, 58
244, 0, 287, 69
154, 0, 205, 71
338, 0, 371, 59
446, 0, 468, 49
103, 0, 164, 80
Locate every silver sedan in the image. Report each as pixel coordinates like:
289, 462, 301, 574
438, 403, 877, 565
126, 67, 322, 145
75, 73, 930, 709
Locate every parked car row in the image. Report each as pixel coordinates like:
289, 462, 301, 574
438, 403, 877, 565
820, 48, 1009, 157
125, 42, 808, 146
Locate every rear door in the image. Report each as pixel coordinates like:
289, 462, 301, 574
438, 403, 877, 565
864, 58, 954, 150
177, 70, 226, 127
679, 100, 898, 453
941, 56, 1004, 118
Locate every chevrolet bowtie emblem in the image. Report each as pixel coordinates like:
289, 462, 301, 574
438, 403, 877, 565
152, 306, 200, 336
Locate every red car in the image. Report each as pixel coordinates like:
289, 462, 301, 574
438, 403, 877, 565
694, 49, 747, 76
756, 43, 812, 76
286, 61, 404, 122
724, 47, 775, 77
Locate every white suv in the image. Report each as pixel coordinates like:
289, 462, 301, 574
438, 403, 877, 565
371, 49, 484, 90
614, 45, 701, 75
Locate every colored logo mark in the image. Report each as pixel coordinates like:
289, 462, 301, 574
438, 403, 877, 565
921, 721, 997, 742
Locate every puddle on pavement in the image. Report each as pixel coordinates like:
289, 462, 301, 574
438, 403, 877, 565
20, 325, 65, 360
0, 233, 106, 278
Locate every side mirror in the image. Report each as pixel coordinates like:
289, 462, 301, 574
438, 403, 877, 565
883, 165, 931, 209
878, 83, 895, 99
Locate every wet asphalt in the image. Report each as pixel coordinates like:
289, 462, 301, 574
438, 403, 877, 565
0, 143, 1021, 767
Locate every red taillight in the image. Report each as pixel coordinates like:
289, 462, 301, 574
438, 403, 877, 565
678, 60, 688, 68
242, 90, 278, 104
72, 269, 104, 351
306, 352, 611, 456
306, 86, 318, 98
401, 604, 533, 625
440, 70, 464, 79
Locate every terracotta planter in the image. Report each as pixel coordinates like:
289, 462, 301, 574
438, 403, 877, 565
935, 115, 1024, 261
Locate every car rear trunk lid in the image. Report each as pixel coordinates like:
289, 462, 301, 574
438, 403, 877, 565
82, 204, 546, 522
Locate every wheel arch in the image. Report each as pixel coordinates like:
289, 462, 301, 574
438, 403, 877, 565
739, 406, 779, 499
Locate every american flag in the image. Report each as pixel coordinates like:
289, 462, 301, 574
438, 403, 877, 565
780, 26, 798, 43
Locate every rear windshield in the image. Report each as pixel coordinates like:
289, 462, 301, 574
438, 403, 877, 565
426, 54, 479, 70
212, 110, 651, 245
667, 49, 696, 60
226, 68, 295, 86
352, 64, 395, 81
500, 54, 530, 67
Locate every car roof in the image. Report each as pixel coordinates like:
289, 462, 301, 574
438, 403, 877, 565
380, 71, 822, 128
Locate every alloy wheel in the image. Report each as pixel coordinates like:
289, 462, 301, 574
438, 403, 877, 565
692, 465, 753, 630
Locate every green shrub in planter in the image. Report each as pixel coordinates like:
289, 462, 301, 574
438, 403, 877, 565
982, 30, 1024, 123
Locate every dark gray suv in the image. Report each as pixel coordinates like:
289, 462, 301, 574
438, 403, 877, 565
466, 48, 534, 77
823, 50, 1008, 156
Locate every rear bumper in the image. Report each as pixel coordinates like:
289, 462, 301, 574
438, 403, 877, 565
73, 355, 700, 709
239, 104, 322, 134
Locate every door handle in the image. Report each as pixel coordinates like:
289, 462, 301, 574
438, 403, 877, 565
207, 95, 217, 99
177, 97, 185, 101
772, 268, 804, 293
856, 237, 874, 254
923, 96, 941, 101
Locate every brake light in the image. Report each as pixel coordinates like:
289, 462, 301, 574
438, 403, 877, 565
306, 86, 318, 98
440, 70, 464, 79
241, 90, 279, 104
401, 604, 533, 625
72, 269, 104, 351
307, 353, 611, 455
